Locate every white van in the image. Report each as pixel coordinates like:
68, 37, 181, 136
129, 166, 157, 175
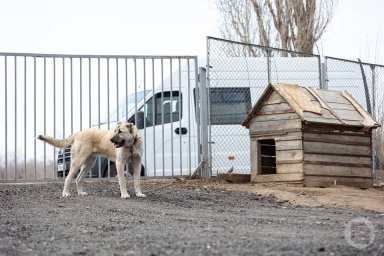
112, 65, 252, 177
126, 72, 200, 177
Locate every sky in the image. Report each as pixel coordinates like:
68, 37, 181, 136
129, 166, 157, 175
0, 0, 383, 64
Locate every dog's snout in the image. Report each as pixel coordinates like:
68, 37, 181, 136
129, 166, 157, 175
110, 135, 118, 143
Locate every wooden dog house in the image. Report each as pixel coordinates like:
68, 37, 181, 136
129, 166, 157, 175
242, 83, 380, 188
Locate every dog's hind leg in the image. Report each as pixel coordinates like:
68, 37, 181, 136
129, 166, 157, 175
76, 156, 97, 196
63, 157, 85, 197
63, 165, 80, 197
133, 158, 146, 198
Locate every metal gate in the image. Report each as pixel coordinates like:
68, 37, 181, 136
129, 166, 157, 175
0, 53, 199, 182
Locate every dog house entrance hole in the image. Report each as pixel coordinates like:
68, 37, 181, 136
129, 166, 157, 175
259, 139, 276, 175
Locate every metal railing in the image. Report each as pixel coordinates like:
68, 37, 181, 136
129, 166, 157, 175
0, 53, 199, 182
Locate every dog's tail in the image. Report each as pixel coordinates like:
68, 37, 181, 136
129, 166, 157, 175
36, 134, 75, 148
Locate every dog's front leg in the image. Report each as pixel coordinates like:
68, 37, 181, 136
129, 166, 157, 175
133, 159, 146, 198
116, 161, 130, 199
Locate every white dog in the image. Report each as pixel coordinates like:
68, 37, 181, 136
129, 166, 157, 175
37, 122, 145, 199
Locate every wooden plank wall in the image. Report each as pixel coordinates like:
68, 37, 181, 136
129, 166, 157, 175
249, 91, 304, 183
303, 130, 373, 188
249, 91, 302, 134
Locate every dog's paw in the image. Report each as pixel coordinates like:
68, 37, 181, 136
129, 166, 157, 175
121, 193, 131, 199
62, 192, 71, 197
78, 192, 88, 196
136, 192, 146, 198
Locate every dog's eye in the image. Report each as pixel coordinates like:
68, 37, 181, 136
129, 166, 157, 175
118, 129, 122, 134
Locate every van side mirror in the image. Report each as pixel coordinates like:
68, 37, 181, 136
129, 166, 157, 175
136, 111, 145, 129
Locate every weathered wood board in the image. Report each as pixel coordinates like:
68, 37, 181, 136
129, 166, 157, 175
254, 173, 304, 183
303, 141, 371, 156
304, 176, 372, 188
276, 162, 303, 174
304, 164, 371, 177
303, 132, 370, 146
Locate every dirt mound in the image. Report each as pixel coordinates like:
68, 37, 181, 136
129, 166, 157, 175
208, 180, 384, 213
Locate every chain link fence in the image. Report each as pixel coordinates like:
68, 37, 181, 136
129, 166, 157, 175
325, 57, 384, 180
207, 37, 384, 180
206, 37, 321, 175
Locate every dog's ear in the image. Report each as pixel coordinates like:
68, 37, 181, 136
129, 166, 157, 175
126, 123, 134, 132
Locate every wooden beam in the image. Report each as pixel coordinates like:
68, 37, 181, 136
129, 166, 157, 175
250, 128, 301, 137
255, 110, 296, 117
304, 164, 372, 178
253, 173, 304, 183
249, 119, 302, 133
303, 132, 371, 146
277, 162, 303, 174
303, 141, 371, 156
276, 139, 302, 151
259, 102, 293, 113
276, 150, 303, 162
304, 161, 371, 168
250, 140, 260, 179
304, 176, 372, 188
304, 153, 371, 165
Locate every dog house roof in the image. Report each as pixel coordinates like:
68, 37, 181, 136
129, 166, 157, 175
242, 83, 380, 130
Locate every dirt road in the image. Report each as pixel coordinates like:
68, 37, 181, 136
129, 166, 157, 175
1, 179, 383, 255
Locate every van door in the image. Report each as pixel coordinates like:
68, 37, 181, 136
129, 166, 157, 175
138, 89, 198, 177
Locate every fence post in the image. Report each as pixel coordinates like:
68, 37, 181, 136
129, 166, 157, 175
371, 65, 377, 179
323, 57, 329, 90
318, 56, 324, 89
199, 67, 210, 180
358, 58, 372, 115
371, 65, 376, 118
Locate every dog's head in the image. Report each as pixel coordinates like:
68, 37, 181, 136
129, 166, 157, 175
110, 122, 137, 148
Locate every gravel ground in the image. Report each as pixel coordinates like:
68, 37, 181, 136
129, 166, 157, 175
0, 179, 383, 256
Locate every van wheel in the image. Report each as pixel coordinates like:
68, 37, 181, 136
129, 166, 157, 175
141, 164, 145, 176
128, 164, 146, 176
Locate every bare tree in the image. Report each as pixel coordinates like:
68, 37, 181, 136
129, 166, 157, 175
217, 0, 336, 55
217, 0, 261, 56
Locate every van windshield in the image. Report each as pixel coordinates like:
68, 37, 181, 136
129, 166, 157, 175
96, 90, 152, 125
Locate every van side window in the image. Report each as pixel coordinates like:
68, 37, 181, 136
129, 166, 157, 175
139, 91, 182, 127
209, 87, 251, 125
